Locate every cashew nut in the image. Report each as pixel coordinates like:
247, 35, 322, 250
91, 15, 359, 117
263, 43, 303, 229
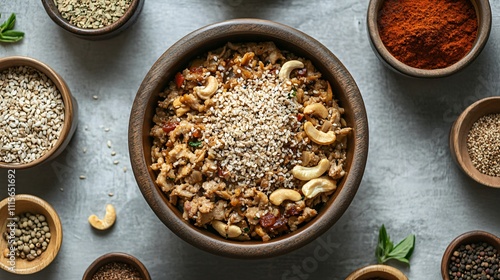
304, 103, 328, 119
304, 121, 336, 145
212, 220, 242, 238
172, 96, 190, 116
279, 60, 304, 80
301, 176, 337, 199
292, 158, 331, 180
194, 76, 218, 100
88, 204, 116, 230
269, 188, 302, 205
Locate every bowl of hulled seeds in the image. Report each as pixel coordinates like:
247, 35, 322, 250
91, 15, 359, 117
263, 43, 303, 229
41, 0, 144, 40
0, 194, 63, 274
0, 56, 78, 170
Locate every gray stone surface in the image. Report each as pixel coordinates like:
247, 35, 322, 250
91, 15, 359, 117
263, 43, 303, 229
1, 0, 500, 279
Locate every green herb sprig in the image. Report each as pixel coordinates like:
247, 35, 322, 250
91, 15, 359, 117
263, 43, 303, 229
376, 224, 415, 265
188, 140, 202, 148
0, 13, 24, 43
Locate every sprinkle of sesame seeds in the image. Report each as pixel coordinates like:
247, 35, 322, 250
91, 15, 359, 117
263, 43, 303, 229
202, 71, 303, 190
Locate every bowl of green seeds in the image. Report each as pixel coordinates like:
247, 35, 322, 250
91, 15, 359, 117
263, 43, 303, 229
0, 194, 63, 274
41, 0, 144, 40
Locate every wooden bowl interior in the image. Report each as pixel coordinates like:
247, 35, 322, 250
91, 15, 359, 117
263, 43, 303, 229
0, 56, 76, 170
441, 231, 500, 280
345, 264, 408, 280
41, 0, 144, 40
451, 97, 500, 188
129, 19, 368, 258
0, 195, 62, 274
367, 0, 491, 78
82, 252, 151, 280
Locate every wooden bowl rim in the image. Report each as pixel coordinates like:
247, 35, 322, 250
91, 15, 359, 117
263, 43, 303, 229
41, 0, 143, 38
82, 252, 151, 280
0, 194, 63, 274
0, 56, 76, 169
441, 230, 500, 280
128, 18, 369, 258
345, 264, 408, 280
367, 0, 492, 78
449, 96, 500, 188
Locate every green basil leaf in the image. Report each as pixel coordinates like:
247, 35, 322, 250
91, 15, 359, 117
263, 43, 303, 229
388, 234, 415, 259
3, 30, 24, 37
0, 34, 22, 42
4, 13, 16, 31
375, 224, 415, 265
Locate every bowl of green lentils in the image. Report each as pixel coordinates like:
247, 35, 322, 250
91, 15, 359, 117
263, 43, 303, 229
41, 0, 144, 40
0, 194, 63, 274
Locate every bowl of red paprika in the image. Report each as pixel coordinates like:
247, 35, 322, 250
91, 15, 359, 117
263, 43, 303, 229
367, 0, 491, 78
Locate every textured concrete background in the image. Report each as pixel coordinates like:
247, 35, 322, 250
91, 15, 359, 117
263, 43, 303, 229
1, 0, 500, 279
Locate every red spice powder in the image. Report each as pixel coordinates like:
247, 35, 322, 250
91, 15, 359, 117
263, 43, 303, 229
377, 0, 478, 70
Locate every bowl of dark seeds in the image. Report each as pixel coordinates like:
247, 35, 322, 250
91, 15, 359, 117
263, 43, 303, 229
82, 252, 151, 280
449, 96, 500, 188
441, 231, 500, 280
0, 56, 78, 170
0, 194, 63, 274
41, 0, 144, 40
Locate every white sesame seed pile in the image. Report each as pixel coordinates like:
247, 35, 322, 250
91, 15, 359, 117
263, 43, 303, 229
467, 113, 500, 177
0, 66, 65, 164
202, 71, 304, 190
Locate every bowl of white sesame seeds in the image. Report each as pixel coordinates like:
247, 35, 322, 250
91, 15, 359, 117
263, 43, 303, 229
129, 18, 369, 258
0, 56, 78, 169
41, 0, 144, 40
449, 96, 500, 188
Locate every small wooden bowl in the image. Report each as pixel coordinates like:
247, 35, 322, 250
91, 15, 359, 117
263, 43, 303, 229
129, 18, 369, 258
41, 0, 144, 40
345, 264, 408, 280
0, 194, 63, 274
441, 231, 500, 280
0, 56, 78, 170
449, 96, 500, 188
82, 252, 151, 280
367, 0, 492, 78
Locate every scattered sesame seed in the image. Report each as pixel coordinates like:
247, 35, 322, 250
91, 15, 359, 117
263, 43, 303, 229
79, 175, 86, 180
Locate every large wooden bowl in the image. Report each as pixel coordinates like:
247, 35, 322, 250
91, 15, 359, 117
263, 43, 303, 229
345, 264, 408, 280
0, 56, 78, 169
41, 0, 144, 40
0, 194, 63, 274
367, 0, 491, 78
449, 97, 500, 188
82, 252, 151, 280
441, 231, 500, 280
128, 18, 369, 258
